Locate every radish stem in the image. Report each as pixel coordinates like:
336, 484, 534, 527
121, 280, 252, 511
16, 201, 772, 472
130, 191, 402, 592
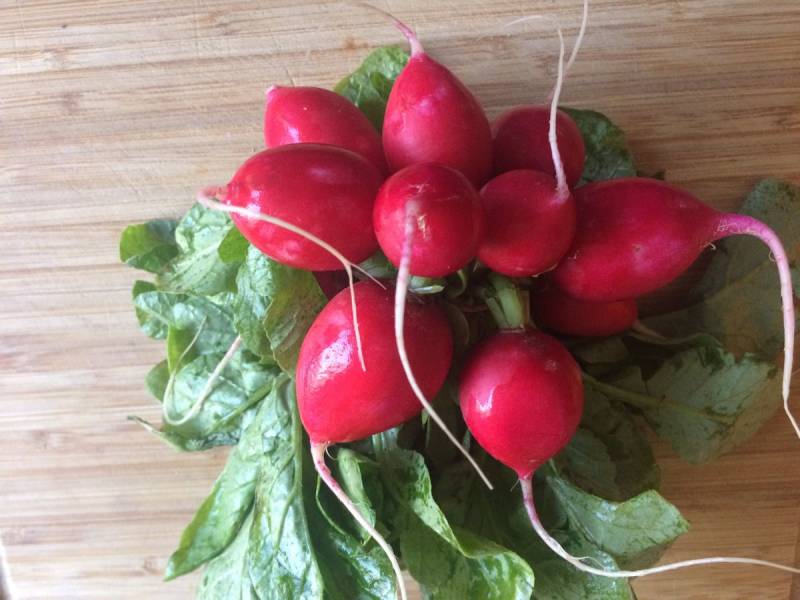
311, 442, 407, 600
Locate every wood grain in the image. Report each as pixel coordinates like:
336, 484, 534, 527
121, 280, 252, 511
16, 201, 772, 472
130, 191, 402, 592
1, 1, 799, 598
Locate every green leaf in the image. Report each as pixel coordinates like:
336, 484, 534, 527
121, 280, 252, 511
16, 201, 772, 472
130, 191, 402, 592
556, 388, 660, 501
164, 389, 272, 579
219, 227, 250, 264
548, 474, 689, 570
376, 447, 534, 600
561, 107, 636, 184
246, 377, 325, 598
166, 326, 199, 373
119, 219, 178, 273
644, 178, 800, 358
145, 360, 170, 401
196, 512, 257, 600
157, 203, 240, 296
596, 334, 782, 464
358, 250, 445, 295
335, 449, 378, 537
132, 280, 167, 339
335, 47, 409, 130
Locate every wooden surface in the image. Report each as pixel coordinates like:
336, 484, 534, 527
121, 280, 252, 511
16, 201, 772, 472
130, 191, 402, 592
1, 1, 799, 598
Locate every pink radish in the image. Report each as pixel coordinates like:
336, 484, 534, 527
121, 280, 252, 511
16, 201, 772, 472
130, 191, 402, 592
460, 328, 800, 580
382, 19, 492, 186
264, 85, 388, 174
374, 162, 485, 278
551, 177, 797, 437
476, 21, 575, 277
492, 107, 585, 187
532, 283, 637, 337
206, 144, 381, 271
298, 281, 453, 600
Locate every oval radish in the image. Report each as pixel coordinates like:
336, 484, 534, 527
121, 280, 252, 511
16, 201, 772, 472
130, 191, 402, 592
374, 162, 484, 278
492, 106, 585, 188
264, 85, 388, 173
532, 284, 637, 337
382, 20, 492, 186
213, 144, 382, 271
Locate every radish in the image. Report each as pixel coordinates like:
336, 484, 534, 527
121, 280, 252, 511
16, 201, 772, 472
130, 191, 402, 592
532, 283, 637, 337
204, 144, 381, 272
263, 85, 388, 173
297, 281, 454, 600
476, 22, 575, 277
551, 177, 797, 437
492, 107, 585, 188
373, 162, 485, 278
460, 328, 800, 580
382, 18, 492, 186
373, 160, 493, 488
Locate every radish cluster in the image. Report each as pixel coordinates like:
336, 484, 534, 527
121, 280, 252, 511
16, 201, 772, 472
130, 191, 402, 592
194, 8, 798, 598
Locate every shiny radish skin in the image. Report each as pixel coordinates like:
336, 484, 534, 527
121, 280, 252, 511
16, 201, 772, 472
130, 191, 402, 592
459, 329, 584, 479
383, 38, 492, 186
374, 163, 485, 277
296, 281, 453, 444
478, 170, 576, 276
264, 86, 388, 174
532, 284, 638, 337
220, 144, 382, 271
492, 106, 585, 188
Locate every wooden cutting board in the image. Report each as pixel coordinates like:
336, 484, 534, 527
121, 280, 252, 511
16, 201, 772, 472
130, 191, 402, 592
2, 1, 799, 598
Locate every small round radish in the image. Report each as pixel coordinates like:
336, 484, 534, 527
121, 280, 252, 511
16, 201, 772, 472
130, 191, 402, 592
460, 329, 800, 580
478, 169, 576, 276
492, 106, 585, 187
532, 284, 637, 337
211, 144, 382, 271
460, 329, 584, 478
264, 85, 388, 173
382, 20, 492, 186
374, 162, 484, 278
298, 281, 453, 600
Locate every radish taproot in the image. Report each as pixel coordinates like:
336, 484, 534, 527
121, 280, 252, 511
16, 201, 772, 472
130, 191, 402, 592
297, 281, 453, 600
460, 328, 800, 580
382, 19, 492, 186
532, 283, 637, 337
204, 144, 382, 271
551, 177, 797, 437
492, 106, 585, 188
264, 85, 388, 173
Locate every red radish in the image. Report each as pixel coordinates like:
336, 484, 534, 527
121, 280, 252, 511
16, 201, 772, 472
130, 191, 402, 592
460, 329, 800, 580
206, 144, 381, 271
492, 106, 585, 187
382, 19, 492, 186
476, 22, 575, 277
551, 177, 797, 437
374, 162, 484, 278
460, 329, 584, 477
298, 281, 453, 600
478, 169, 576, 276
263, 85, 388, 173
532, 284, 637, 337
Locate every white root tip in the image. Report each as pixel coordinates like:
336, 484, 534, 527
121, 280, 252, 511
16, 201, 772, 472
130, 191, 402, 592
311, 443, 408, 600
350, 1, 424, 56
394, 205, 494, 490
565, 0, 589, 73
520, 476, 800, 578
197, 192, 368, 371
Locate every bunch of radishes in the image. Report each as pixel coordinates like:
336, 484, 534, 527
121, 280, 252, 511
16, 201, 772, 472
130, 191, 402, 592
195, 13, 798, 600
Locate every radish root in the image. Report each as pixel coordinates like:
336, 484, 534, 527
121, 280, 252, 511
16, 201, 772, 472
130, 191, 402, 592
354, 2, 425, 56
520, 476, 800, 578
197, 189, 369, 371
713, 213, 798, 439
311, 443, 407, 600
394, 204, 494, 490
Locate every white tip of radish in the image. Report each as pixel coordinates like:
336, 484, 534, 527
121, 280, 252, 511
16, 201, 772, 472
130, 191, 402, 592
394, 204, 494, 490
351, 2, 424, 56
520, 476, 800, 578
566, 0, 589, 73
713, 213, 799, 440
311, 443, 408, 600
196, 190, 368, 371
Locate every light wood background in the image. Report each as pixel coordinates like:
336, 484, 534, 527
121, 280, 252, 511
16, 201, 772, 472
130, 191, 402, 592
1, 1, 799, 598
